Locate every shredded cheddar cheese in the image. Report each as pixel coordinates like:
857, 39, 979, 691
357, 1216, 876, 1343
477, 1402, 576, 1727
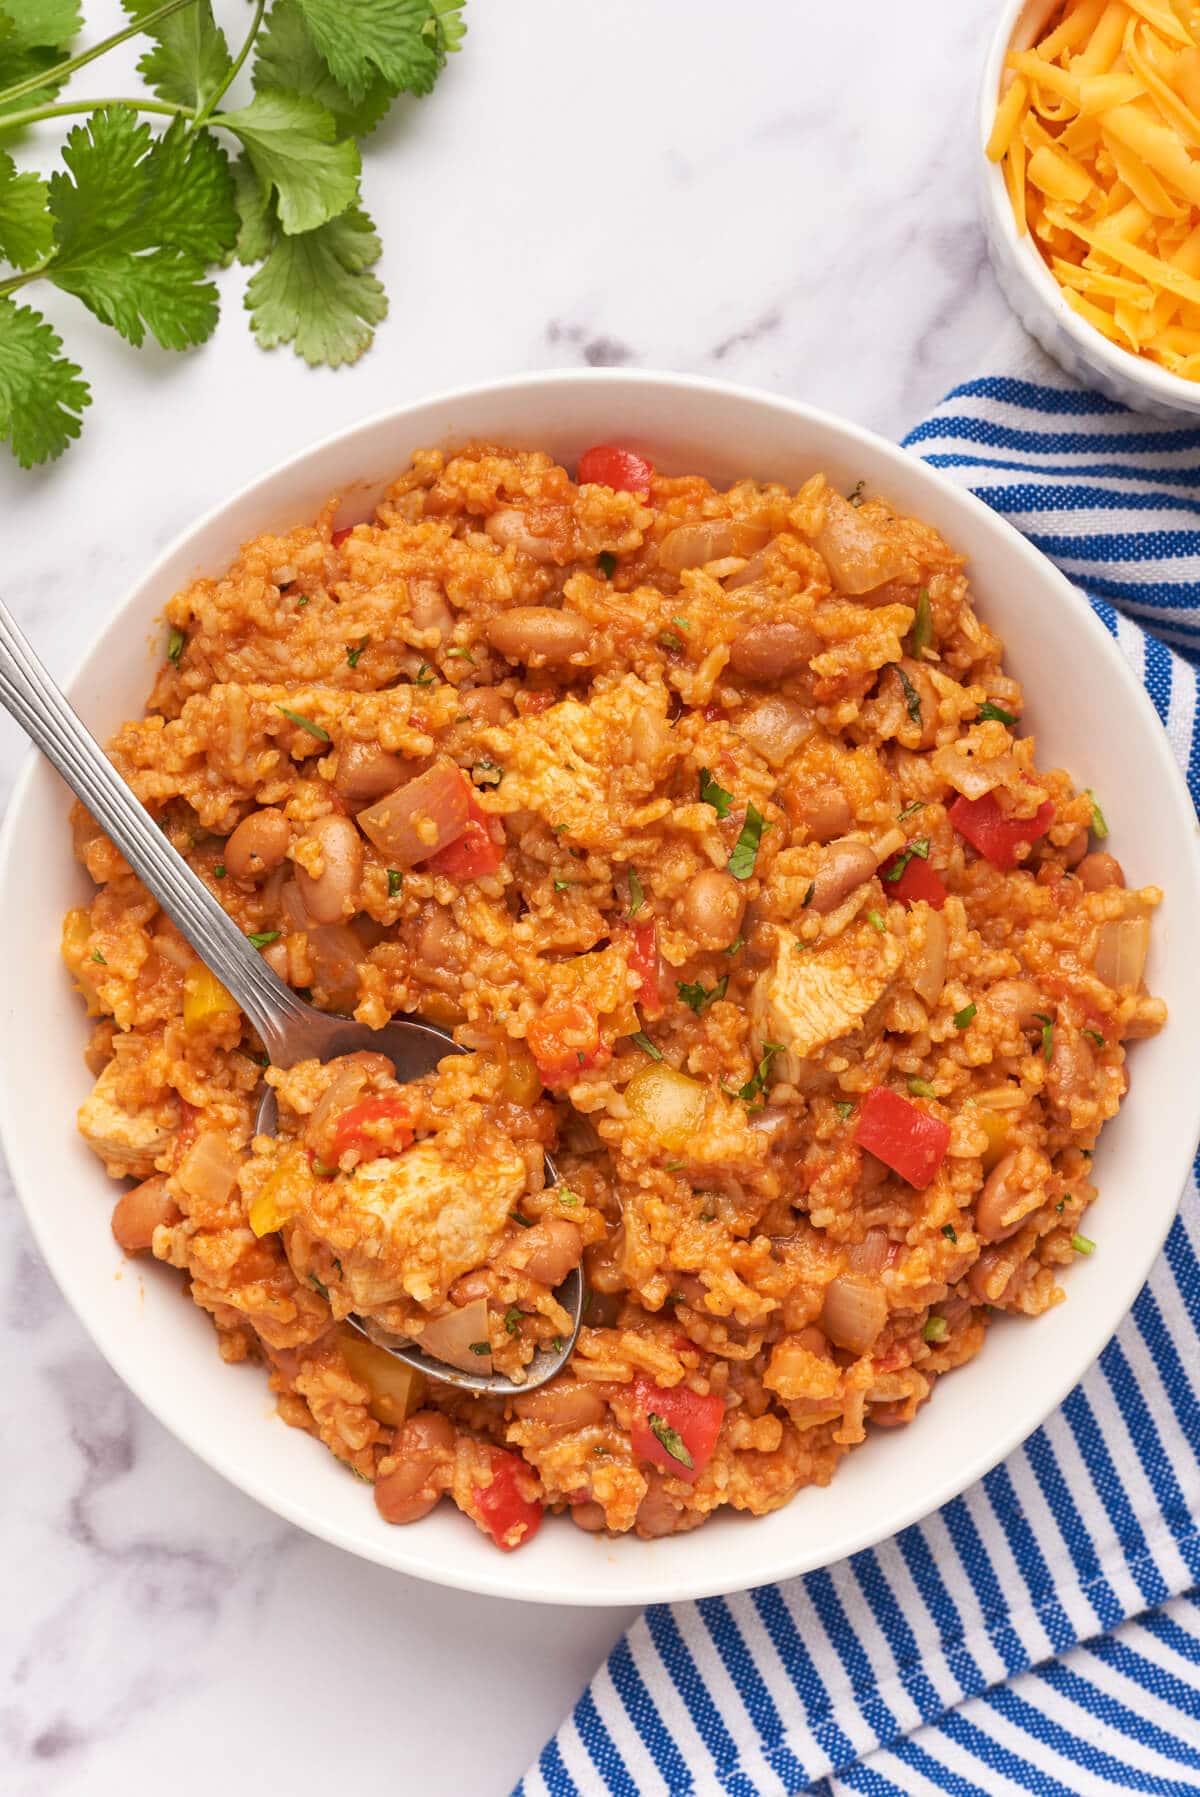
990, 0, 1200, 377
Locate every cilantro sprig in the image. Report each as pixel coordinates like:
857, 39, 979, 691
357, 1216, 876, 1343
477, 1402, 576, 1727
0, 0, 466, 468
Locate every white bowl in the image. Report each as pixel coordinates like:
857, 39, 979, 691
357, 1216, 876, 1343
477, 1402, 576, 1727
980, 0, 1200, 416
3, 370, 1198, 1606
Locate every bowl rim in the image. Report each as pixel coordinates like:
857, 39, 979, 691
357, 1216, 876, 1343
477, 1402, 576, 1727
4, 364, 1199, 1605
979, 0, 1200, 410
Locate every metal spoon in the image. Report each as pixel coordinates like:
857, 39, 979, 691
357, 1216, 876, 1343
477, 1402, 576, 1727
0, 598, 583, 1394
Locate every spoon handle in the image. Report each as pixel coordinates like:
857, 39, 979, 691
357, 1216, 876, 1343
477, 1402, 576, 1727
0, 598, 310, 1062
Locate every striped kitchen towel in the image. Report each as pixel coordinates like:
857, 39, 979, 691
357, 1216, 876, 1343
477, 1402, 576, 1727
518, 337, 1200, 1797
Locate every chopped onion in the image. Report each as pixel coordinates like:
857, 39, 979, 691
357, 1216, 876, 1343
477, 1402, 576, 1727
820, 1272, 887, 1354
912, 909, 948, 1006
847, 1229, 889, 1275
176, 1130, 241, 1206
419, 1297, 492, 1372
735, 695, 815, 769
1093, 917, 1150, 989
357, 758, 469, 867
307, 922, 364, 1010
932, 744, 1021, 800
307, 1059, 373, 1146
816, 492, 913, 595
659, 518, 770, 574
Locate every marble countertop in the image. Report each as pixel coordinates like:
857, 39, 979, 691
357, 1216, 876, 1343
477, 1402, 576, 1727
1, 2, 1014, 1791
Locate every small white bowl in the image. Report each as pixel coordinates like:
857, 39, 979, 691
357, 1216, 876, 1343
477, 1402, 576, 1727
980, 0, 1200, 416
3, 369, 1199, 1607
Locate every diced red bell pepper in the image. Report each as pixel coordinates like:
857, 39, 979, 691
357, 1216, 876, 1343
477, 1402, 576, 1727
628, 1375, 724, 1484
472, 1450, 544, 1551
331, 525, 354, 548
427, 793, 504, 881
854, 1086, 950, 1190
576, 444, 654, 496
626, 919, 663, 1018
527, 998, 608, 1088
330, 1094, 415, 1161
949, 789, 1054, 870
881, 850, 947, 910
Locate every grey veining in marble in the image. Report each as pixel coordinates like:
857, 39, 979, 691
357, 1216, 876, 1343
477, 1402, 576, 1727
1, 2, 1014, 1790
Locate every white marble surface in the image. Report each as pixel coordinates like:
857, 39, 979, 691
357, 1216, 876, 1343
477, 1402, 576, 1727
1, 3, 1015, 1791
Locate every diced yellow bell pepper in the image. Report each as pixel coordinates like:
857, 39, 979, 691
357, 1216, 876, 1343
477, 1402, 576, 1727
61, 907, 91, 965
183, 964, 240, 1029
340, 1329, 427, 1427
501, 1041, 542, 1106
247, 1145, 308, 1237
979, 1109, 1010, 1172
625, 1063, 708, 1154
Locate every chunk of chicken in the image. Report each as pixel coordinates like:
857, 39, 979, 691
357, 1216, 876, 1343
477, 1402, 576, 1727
78, 1057, 179, 1178
751, 921, 902, 1080
293, 1136, 528, 1311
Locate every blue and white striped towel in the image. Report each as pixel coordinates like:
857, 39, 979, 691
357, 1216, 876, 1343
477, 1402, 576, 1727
518, 337, 1200, 1797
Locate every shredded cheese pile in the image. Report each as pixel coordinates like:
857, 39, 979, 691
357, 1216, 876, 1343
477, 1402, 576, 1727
988, 0, 1200, 378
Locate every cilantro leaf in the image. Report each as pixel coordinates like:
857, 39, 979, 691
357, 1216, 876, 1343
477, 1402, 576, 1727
253, 0, 394, 138
698, 767, 733, 819
426, 0, 467, 53
120, 0, 233, 113
0, 296, 89, 466
0, 149, 52, 268
216, 90, 361, 235
244, 202, 387, 366
230, 155, 275, 264
728, 802, 768, 880
46, 114, 236, 349
292, 0, 442, 101
0, 1, 81, 122
737, 1041, 784, 1103
677, 974, 728, 1015
647, 1412, 694, 1470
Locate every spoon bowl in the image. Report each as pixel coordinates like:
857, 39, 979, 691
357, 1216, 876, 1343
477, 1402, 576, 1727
0, 598, 584, 1395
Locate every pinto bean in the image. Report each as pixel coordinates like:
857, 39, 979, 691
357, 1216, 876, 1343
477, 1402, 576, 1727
111, 1176, 180, 1254
984, 979, 1044, 1031
334, 741, 407, 803
224, 808, 290, 882
809, 838, 877, 914
485, 508, 559, 561
1061, 828, 1089, 868
636, 1479, 706, 1537
975, 1151, 1043, 1244
515, 1217, 583, 1287
1047, 1029, 1096, 1112
514, 1381, 605, 1429
791, 785, 853, 844
485, 607, 591, 665
681, 867, 745, 950
728, 620, 818, 682
968, 1245, 1023, 1305
460, 686, 515, 727
1077, 852, 1125, 892
295, 814, 364, 925
374, 1411, 454, 1526
569, 1500, 608, 1532
407, 576, 455, 640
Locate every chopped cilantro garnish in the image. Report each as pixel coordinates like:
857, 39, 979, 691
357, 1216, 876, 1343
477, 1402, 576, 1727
738, 1042, 784, 1103
387, 869, 402, 898
248, 930, 281, 949
504, 1307, 524, 1335
308, 1274, 330, 1300
167, 626, 186, 665
848, 479, 865, 507
1035, 1012, 1054, 1062
922, 1315, 949, 1344
1070, 1232, 1096, 1256
802, 880, 815, 908
275, 705, 330, 742
631, 1031, 663, 1061
894, 664, 922, 724
898, 799, 925, 821
473, 758, 503, 788
296, 595, 311, 609
884, 837, 931, 882
468, 1340, 491, 1356
867, 908, 885, 932
557, 1188, 579, 1206
213, 864, 226, 880
647, 1412, 694, 1470
346, 635, 369, 669
907, 1077, 936, 1098
659, 631, 684, 652
413, 664, 435, 685
1056, 1200, 1066, 1213
627, 869, 645, 917
954, 1003, 977, 1029
941, 1224, 958, 1242
977, 700, 1018, 725
677, 975, 728, 1016
728, 802, 768, 880
834, 1100, 855, 1121
1084, 1028, 1105, 1047
553, 878, 575, 892
699, 767, 733, 819
1086, 788, 1109, 838
445, 646, 476, 663
90, 949, 106, 965
553, 1337, 567, 1355
909, 587, 933, 660
597, 550, 617, 578
509, 1210, 532, 1229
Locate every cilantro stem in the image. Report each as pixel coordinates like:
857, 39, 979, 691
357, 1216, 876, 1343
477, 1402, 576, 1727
0, 0, 201, 109
0, 96, 188, 137
193, 0, 266, 128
